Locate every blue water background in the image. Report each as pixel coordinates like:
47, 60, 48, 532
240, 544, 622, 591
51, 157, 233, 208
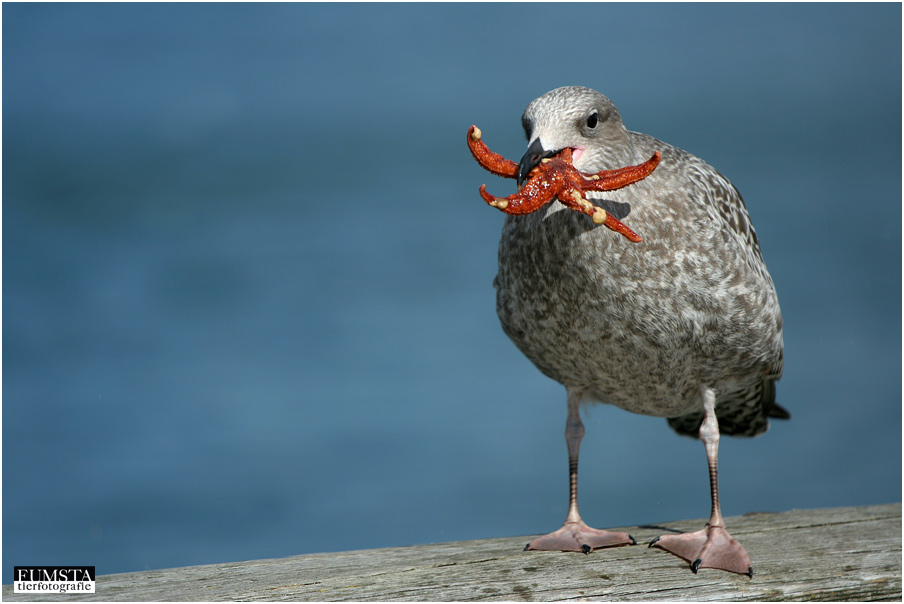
3, 3, 900, 583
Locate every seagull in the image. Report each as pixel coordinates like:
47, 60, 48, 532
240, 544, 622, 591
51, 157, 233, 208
492, 86, 788, 576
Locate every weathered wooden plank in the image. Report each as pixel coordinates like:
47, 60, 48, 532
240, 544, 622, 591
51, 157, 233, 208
3, 503, 900, 601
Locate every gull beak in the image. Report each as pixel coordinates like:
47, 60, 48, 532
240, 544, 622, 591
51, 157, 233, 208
517, 138, 559, 186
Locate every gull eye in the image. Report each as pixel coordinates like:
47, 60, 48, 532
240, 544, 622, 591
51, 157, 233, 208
586, 111, 599, 129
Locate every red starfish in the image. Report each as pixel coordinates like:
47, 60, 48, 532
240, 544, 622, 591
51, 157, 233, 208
467, 125, 661, 243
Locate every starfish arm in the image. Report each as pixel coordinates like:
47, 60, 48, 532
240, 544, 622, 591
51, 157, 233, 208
468, 126, 519, 178
479, 166, 563, 214
581, 151, 661, 192
602, 213, 643, 242
555, 187, 601, 218
555, 187, 644, 243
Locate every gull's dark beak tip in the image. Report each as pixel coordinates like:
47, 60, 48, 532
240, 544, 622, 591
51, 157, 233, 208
517, 139, 558, 187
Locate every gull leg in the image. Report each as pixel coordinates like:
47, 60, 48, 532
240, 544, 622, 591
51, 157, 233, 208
650, 388, 753, 576
527, 390, 634, 553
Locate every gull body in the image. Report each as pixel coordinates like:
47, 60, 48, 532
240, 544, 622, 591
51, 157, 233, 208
493, 86, 787, 575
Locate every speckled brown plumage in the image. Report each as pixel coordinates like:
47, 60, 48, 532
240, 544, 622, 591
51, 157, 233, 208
486, 86, 788, 575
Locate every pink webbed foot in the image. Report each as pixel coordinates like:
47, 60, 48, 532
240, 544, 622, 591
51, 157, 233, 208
650, 525, 753, 577
526, 520, 635, 553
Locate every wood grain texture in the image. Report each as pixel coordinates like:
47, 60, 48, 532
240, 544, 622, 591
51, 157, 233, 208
4, 503, 900, 601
